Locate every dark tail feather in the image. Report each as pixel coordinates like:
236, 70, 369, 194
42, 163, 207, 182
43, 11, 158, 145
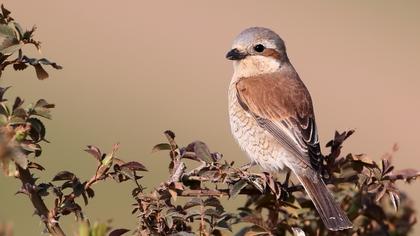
292, 168, 352, 231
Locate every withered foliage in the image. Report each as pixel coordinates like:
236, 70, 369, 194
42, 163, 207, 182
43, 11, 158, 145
134, 130, 418, 236
0, 4, 419, 236
0, 5, 61, 79
0, 86, 146, 236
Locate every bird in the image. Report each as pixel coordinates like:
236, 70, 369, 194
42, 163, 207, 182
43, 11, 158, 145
226, 27, 352, 231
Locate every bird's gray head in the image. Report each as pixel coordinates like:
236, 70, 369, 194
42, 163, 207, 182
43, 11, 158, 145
226, 27, 289, 77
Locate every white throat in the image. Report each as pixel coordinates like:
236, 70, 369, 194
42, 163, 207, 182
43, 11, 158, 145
232, 55, 281, 78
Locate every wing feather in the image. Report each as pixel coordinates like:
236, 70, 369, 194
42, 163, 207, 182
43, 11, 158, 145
236, 72, 322, 170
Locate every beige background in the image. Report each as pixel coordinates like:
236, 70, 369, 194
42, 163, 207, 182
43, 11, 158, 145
0, 1, 419, 235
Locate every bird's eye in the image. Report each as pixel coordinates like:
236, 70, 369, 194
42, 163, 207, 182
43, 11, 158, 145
253, 44, 265, 53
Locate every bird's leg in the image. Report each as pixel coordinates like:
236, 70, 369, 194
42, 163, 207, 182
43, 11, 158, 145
279, 170, 291, 200
280, 169, 304, 200
239, 161, 256, 171
284, 169, 291, 186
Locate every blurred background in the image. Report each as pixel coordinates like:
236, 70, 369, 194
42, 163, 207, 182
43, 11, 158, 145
0, 1, 419, 235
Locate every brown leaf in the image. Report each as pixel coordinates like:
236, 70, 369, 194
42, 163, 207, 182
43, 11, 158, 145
27, 162, 45, 171
229, 179, 248, 198
374, 185, 386, 202
204, 197, 221, 208
183, 198, 203, 209
84, 145, 102, 161
12, 97, 24, 112
326, 130, 355, 148
164, 130, 175, 139
0, 86, 10, 102
381, 159, 394, 176
367, 183, 382, 193
28, 118, 46, 142
113, 157, 125, 166
13, 62, 27, 71
191, 141, 213, 163
52, 171, 75, 181
108, 229, 130, 236
34, 99, 55, 109
86, 187, 95, 198
151, 143, 171, 153
120, 161, 147, 172
164, 130, 178, 152
31, 99, 54, 119
389, 191, 400, 212
389, 169, 420, 182
33, 64, 48, 80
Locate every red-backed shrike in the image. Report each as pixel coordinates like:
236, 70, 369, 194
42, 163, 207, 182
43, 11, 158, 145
226, 27, 352, 231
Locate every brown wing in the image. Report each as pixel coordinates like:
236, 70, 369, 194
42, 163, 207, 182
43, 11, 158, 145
236, 72, 322, 170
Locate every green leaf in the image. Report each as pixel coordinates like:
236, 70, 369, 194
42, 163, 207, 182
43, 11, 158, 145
12, 22, 23, 39
0, 24, 21, 55
91, 222, 108, 236
0, 42, 22, 55
0, 113, 7, 125
78, 222, 90, 236
8, 116, 25, 125
31, 99, 54, 119
101, 153, 114, 167
0, 24, 16, 38
0, 102, 10, 116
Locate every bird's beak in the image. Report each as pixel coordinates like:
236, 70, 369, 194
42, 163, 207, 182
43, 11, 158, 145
226, 48, 247, 60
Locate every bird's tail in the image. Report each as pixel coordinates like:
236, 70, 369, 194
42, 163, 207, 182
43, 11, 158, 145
291, 167, 353, 231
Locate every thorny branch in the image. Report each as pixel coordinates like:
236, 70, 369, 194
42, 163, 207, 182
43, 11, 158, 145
17, 166, 65, 236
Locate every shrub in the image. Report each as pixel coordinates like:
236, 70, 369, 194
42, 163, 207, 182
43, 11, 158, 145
0, 5, 418, 236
